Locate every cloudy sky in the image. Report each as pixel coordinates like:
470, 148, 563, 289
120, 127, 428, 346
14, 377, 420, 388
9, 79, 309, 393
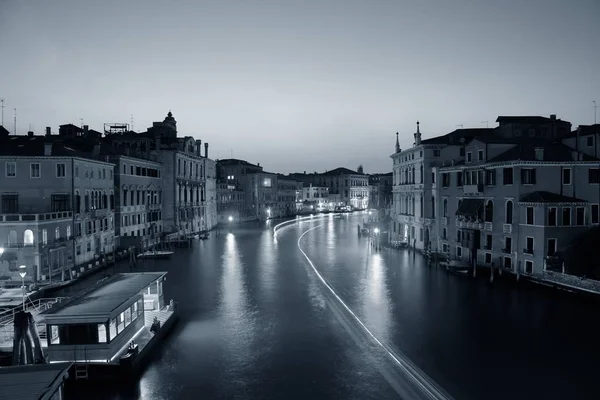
1, 0, 599, 174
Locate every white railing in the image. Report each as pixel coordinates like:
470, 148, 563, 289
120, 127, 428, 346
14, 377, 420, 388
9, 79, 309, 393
503, 223, 512, 234
442, 217, 448, 226
484, 222, 492, 232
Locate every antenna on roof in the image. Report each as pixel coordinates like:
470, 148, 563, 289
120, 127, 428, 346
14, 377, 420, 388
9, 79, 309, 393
481, 121, 489, 128
13, 108, 16, 135
594, 100, 597, 124
0, 99, 4, 126
80, 118, 84, 129
130, 114, 134, 132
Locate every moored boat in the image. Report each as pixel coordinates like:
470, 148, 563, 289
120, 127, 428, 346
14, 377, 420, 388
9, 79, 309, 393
137, 250, 174, 260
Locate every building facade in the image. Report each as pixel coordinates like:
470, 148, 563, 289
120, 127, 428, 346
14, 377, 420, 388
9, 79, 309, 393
368, 172, 393, 210
301, 185, 330, 211
0, 140, 115, 283
435, 139, 600, 276
217, 182, 247, 223
111, 155, 163, 250
277, 175, 302, 217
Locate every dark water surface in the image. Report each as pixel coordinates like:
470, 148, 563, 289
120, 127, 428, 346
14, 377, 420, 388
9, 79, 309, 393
65, 214, 599, 400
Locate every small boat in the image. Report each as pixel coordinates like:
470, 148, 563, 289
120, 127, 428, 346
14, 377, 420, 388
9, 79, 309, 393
199, 232, 210, 240
441, 260, 471, 275
137, 250, 174, 260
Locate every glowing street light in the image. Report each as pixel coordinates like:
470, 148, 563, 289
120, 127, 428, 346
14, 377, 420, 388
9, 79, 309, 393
228, 215, 233, 232
374, 227, 380, 234
18, 265, 27, 311
228, 216, 233, 222
267, 208, 271, 219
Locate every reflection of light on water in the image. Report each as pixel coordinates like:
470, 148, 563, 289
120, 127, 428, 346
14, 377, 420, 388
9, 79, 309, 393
363, 253, 391, 342
258, 231, 276, 302
222, 234, 245, 316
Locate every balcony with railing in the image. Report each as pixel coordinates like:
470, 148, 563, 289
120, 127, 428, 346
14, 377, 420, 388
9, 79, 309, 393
442, 217, 448, 226
90, 208, 109, 218
463, 184, 483, 196
503, 223, 512, 234
0, 211, 73, 223
484, 222, 492, 232
523, 248, 534, 255
456, 219, 484, 230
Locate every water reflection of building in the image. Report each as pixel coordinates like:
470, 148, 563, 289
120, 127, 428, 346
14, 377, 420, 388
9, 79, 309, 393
0, 135, 115, 284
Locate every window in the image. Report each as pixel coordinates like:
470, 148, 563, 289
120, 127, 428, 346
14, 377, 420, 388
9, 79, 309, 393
504, 237, 512, 253
42, 229, 48, 245
459, 147, 465, 157
124, 308, 132, 327
1, 194, 18, 213
576, 207, 585, 225
76, 245, 81, 255
485, 170, 495, 186
592, 204, 599, 224
456, 246, 462, 258
562, 208, 571, 226
485, 253, 492, 264
117, 312, 125, 333
5, 162, 16, 177
75, 165, 79, 177
525, 237, 534, 254
484, 200, 494, 222
456, 171, 462, 186
587, 136, 594, 147
56, 163, 66, 178
443, 199, 448, 217
485, 234, 492, 250
442, 173, 450, 187
503, 168, 513, 185
109, 318, 117, 340
548, 207, 557, 226
589, 168, 599, 184
478, 150, 484, 161
50, 325, 60, 344
562, 168, 571, 185
526, 207, 534, 225
264, 178, 272, 187
30, 163, 40, 178
54, 227, 60, 240
24, 229, 34, 245
525, 260, 533, 274
467, 152, 472, 163
547, 238, 557, 256
51, 194, 70, 212
442, 227, 447, 240
521, 168, 536, 185
97, 324, 107, 343
505, 200, 513, 224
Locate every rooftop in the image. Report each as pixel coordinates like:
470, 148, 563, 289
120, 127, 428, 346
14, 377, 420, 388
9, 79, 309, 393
496, 115, 570, 124
421, 128, 495, 146
0, 362, 72, 400
562, 124, 600, 138
520, 191, 587, 203
216, 158, 262, 168
320, 167, 364, 176
487, 142, 599, 163
43, 272, 166, 319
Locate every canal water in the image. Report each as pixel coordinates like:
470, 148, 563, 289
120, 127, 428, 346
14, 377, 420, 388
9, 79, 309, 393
65, 214, 599, 399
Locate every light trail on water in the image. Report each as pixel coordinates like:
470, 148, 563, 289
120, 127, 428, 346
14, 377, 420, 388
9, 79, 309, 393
297, 223, 452, 400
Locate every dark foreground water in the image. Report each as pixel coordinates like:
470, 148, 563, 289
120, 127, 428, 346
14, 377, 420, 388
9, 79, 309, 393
65, 214, 599, 400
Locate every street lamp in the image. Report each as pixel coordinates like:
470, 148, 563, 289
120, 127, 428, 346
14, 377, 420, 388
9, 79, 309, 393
228, 215, 233, 232
18, 265, 27, 311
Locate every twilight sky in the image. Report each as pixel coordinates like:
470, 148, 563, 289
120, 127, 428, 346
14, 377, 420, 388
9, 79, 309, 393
1, 0, 599, 174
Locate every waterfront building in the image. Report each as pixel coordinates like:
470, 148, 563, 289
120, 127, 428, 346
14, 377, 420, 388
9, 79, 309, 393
106, 112, 217, 236
239, 171, 279, 220
109, 155, 163, 251
289, 167, 369, 209
368, 172, 393, 210
390, 122, 494, 250
434, 137, 599, 276
277, 175, 302, 217
0, 133, 115, 283
216, 181, 247, 223
300, 184, 330, 211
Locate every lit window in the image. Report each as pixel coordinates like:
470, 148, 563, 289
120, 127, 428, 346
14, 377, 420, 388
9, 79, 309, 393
98, 324, 107, 343
23, 229, 34, 245
109, 318, 117, 340
51, 325, 60, 344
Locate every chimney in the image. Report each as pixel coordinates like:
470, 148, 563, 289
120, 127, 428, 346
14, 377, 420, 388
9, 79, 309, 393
45, 127, 51, 136
257, 162, 260, 167
27, 131, 34, 137
196, 140, 202, 156
534, 147, 544, 161
92, 144, 101, 156
550, 114, 556, 121
44, 143, 52, 156
204, 142, 209, 158
83, 125, 89, 134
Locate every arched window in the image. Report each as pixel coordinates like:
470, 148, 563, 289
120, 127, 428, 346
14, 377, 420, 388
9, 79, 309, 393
55, 227, 60, 240
420, 165, 424, 184
85, 193, 90, 212
485, 200, 494, 223
103, 194, 107, 209
443, 199, 448, 217
66, 225, 71, 239
505, 200, 513, 224
24, 229, 34, 245
110, 194, 115, 210
8, 230, 17, 246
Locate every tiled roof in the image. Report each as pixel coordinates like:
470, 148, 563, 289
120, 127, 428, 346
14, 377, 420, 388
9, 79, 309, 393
0, 125, 10, 136
496, 116, 570, 124
421, 128, 495, 145
0, 362, 72, 400
0, 136, 91, 157
487, 142, 599, 163
520, 191, 587, 203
